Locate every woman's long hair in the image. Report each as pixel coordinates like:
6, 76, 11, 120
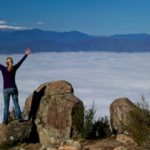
6, 57, 14, 72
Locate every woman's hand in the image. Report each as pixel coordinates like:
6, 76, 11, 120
25, 48, 31, 55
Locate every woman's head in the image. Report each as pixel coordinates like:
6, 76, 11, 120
6, 57, 13, 66
6, 57, 14, 72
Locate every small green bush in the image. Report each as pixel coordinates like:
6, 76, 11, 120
81, 102, 111, 139
81, 102, 96, 139
93, 116, 111, 138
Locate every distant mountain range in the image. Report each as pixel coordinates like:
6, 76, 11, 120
0, 28, 150, 53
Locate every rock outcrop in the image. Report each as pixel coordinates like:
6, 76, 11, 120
0, 120, 32, 148
23, 80, 84, 146
110, 97, 137, 134
0, 89, 147, 150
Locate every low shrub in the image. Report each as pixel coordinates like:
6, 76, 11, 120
93, 116, 111, 138
81, 102, 111, 139
81, 102, 96, 139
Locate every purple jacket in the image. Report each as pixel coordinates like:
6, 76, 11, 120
0, 54, 27, 89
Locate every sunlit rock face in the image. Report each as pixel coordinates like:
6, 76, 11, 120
24, 80, 84, 146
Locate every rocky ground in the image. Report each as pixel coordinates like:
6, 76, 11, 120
82, 138, 147, 150
4, 137, 148, 150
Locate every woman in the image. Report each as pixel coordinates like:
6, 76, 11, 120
0, 48, 31, 124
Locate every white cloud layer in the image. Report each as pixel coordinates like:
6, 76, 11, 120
0, 19, 27, 30
0, 52, 150, 121
0, 24, 26, 30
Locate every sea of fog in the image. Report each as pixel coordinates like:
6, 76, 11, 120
0, 52, 150, 121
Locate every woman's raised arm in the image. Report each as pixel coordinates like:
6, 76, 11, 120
14, 48, 31, 69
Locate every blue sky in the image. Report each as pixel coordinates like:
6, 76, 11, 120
0, 0, 150, 35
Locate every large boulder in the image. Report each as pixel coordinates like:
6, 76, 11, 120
110, 97, 137, 134
23, 80, 84, 146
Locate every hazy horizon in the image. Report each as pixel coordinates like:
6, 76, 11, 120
0, 52, 150, 120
